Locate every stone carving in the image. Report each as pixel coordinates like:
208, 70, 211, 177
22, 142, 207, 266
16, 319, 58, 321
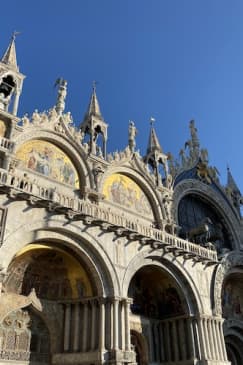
92, 164, 104, 191
0, 290, 42, 323
162, 191, 173, 222
21, 114, 30, 127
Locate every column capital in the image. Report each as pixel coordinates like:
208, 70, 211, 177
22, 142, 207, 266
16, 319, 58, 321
122, 297, 133, 305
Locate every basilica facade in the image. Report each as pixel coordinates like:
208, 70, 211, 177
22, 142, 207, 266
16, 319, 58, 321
0, 35, 242, 365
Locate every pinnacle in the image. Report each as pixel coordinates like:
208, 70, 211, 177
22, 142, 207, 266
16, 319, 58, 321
1, 33, 19, 71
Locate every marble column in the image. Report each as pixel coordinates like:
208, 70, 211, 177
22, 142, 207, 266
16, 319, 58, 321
187, 317, 196, 360
219, 320, 228, 361
158, 322, 165, 361
124, 299, 131, 351
81, 302, 88, 352
211, 319, 219, 360
99, 298, 105, 351
12, 88, 21, 116
215, 320, 224, 360
165, 320, 171, 362
63, 304, 71, 352
172, 320, 179, 361
73, 302, 80, 352
197, 317, 207, 360
113, 297, 119, 350
179, 319, 187, 360
91, 300, 97, 351
203, 318, 211, 359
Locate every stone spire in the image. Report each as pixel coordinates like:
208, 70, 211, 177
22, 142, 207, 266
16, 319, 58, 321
1, 32, 19, 71
84, 81, 103, 121
226, 166, 242, 213
80, 83, 108, 158
227, 166, 241, 195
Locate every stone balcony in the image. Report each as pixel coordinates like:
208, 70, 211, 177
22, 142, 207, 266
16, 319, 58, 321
0, 168, 218, 263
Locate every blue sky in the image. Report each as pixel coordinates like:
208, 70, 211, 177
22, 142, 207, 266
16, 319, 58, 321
1, 1, 243, 190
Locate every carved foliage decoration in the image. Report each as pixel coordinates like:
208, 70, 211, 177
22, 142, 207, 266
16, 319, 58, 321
103, 173, 153, 217
15, 140, 79, 187
213, 253, 243, 316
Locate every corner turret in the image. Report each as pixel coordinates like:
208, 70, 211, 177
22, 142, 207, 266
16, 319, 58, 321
80, 83, 108, 158
144, 118, 169, 187
0, 33, 25, 116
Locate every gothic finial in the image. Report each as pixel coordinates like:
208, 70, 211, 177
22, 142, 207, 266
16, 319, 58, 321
54, 78, 67, 115
12, 31, 21, 41
92, 80, 98, 92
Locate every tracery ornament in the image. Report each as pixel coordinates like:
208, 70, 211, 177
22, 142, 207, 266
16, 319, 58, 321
212, 252, 243, 316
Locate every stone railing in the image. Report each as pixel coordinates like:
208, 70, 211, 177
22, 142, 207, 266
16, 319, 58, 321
0, 168, 218, 262
0, 136, 14, 151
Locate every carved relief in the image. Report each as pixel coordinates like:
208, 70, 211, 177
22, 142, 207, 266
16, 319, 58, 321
0, 309, 31, 361
0, 308, 50, 363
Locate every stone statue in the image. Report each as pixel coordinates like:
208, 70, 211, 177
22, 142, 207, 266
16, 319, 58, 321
22, 113, 29, 127
189, 119, 200, 159
55, 78, 67, 115
31, 109, 41, 125
179, 148, 187, 168
189, 120, 198, 141
128, 120, 137, 152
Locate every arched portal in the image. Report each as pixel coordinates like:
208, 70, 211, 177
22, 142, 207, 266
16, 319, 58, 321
128, 266, 186, 320
128, 265, 197, 364
4, 243, 94, 299
178, 193, 232, 253
2, 241, 106, 360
